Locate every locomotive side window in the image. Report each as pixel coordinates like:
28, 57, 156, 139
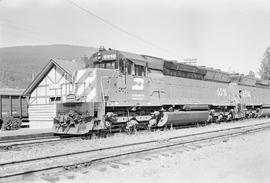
131, 63, 135, 75
119, 59, 125, 74
126, 60, 133, 75
115, 60, 119, 69
135, 65, 146, 76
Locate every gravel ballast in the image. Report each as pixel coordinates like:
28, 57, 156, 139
0, 118, 269, 165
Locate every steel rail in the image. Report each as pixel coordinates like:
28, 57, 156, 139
0, 136, 58, 144
0, 136, 82, 150
0, 122, 270, 179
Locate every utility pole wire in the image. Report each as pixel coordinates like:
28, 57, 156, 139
65, 0, 184, 60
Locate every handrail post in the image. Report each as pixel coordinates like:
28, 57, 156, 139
0, 95, 2, 119
9, 96, 12, 116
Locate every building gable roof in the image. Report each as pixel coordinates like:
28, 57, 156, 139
23, 58, 84, 95
52, 59, 84, 76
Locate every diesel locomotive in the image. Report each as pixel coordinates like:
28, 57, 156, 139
53, 47, 270, 134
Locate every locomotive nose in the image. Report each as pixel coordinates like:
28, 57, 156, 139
73, 68, 97, 102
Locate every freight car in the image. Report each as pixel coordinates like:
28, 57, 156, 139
53, 47, 270, 134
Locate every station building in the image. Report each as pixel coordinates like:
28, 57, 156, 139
23, 59, 83, 129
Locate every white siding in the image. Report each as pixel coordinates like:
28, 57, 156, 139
47, 88, 55, 96
28, 65, 73, 129
29, 104, 56, 129
37, 86, 46, 96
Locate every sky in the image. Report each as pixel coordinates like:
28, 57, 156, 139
0, 0, 270, 75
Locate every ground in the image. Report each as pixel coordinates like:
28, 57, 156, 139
30, 128, 270, 183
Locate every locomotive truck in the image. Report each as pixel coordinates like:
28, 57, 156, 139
53, 47, 270, 135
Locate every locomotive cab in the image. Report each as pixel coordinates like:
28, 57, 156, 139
89, 47, 147, 77
54, 48, 150, 134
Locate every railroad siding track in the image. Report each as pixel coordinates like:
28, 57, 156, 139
1, 121, 270, 180
0, 136, 60, 144
0, 138, 60, 151
0, 123, 202, 150
0, 134, 83, 150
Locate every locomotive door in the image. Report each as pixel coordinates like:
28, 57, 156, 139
116, 73, 127, 102
124, 59, 149, 105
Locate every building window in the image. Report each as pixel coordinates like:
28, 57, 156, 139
50, 97, 61, 103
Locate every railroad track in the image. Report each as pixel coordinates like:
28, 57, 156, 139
0, 122, 225, 150
0, 118, 263, 150
1, 121, 270, 180
0, 135, 81, 150
0, 122, 203, 150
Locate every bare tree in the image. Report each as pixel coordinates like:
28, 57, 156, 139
259, 47, 270, 80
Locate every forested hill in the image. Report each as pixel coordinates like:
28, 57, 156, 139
0, 44, 97, 89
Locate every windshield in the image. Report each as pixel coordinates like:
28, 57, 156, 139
94, 61, 117, 69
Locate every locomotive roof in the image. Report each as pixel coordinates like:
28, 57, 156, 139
142, 55, 164, 70
94, 48, 270, 87
120, 51, 165, 70
98, 48, 194, 70
118, 50, 147, 66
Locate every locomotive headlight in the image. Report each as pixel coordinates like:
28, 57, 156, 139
97, 52, 102, 60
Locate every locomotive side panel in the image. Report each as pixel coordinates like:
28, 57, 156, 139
147, 70, 166, 106
237, 84, 270, 106
125, 75, 150, 106
253, 86, 270, 105
161, 76, 229, 106
238, 85, 255, 106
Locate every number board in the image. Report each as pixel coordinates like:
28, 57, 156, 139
102, 54, 117, 60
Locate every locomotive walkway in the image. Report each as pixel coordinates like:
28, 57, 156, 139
1, 121, 270, 181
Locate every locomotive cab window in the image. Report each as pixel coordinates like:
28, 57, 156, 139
94, 61, 115, 69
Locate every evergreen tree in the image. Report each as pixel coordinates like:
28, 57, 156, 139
259, 47, 270, 80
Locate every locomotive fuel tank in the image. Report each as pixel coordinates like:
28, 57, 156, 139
157, 111, 209, 127
258, 108, 270, 117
